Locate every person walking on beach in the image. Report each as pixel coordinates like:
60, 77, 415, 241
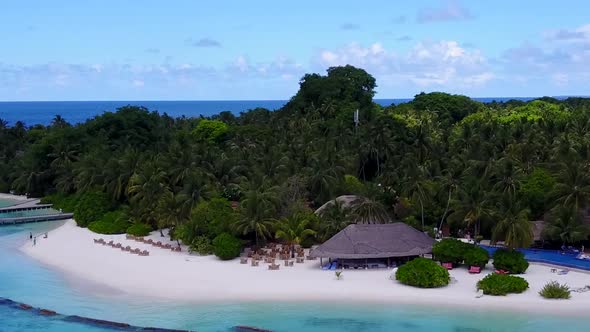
29, 232, 32, 240
33, 237, 36, 246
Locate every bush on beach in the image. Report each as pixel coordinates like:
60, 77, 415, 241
395, 258, 450, 288
432, 239, 471, 265
126, 223, 152, 237
463, 246, 490, 268
477, 273, 529, 295
492, 249, 529, 274
539, 281, 571, 299
189, 236, 214, 255
212, 233, 242, 260
88, 210, 130, 234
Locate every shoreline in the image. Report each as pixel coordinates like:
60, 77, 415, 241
20, 220, 590, 317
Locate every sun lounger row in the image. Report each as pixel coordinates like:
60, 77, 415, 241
93, 239, 149, 256
125, 235, 181, 252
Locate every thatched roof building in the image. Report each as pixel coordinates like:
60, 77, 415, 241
310, 223, 435, 259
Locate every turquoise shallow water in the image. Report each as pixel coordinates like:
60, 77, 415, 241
0, 198, 19, 208
1, 222, 589, 332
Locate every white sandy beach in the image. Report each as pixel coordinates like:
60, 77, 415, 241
21, 220, 590, 315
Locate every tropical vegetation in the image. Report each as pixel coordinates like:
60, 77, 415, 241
492, 249, 529, 274
395, 257, 450, 288
477, 273, 529, 295
539, 281, 571, 299
1, 65, 590, 252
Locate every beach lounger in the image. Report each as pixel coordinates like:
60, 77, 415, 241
114, 243, 122, 248
442, 262, 453, 270
296, 257, 304, 263
240, 257, 248, 264
495, 269, 509, 274
268, 264, 280, 270
468, 266, 481, 274
251, 260, 259, 267
557, 269, 569, 275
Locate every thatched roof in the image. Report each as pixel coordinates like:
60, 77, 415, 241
309, 223, 435, 259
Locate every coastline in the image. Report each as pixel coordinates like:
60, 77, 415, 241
20, 220, 590, 316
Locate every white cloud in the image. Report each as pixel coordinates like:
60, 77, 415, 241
544, 24, 590, 42
417, 0, 473, 23
132, 79, 145, 87
314, 40, 493, 89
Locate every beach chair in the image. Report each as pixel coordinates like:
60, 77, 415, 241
107, 240, 114, 246
251, 260, 259, 267
442, 262, 453, 270
268, 263, 280, 270
93, 239, 99, 244
288, 261, 294, 267
240, 257, 248, 264
114, 243, 122, 248
468, 266, 481, 274
296, 257, 304, 264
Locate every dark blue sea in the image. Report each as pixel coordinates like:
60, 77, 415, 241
0, 97, 541, 126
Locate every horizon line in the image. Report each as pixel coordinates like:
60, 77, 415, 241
1, 95, 587, 103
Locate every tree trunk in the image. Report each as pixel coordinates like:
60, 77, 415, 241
420, 199, 425, 231
438, 188, 452, 233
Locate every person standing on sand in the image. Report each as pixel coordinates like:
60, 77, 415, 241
33, 237, 36, 246
29, 232, 32, 240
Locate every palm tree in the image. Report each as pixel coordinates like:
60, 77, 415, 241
400, 161, 432, 230
127, 162, 170, 225
157, 192, 189, 239
349, 196, 390, 224
543, 207, 590, 245
553, 162, 590, 211
448, 181, 492, 238
317, 200, 352, 241
234, 184, 279, 246
275, 213, 317, 257
492, 198, 533, 249
436, 163, 463, 231
308, 156, 345, 204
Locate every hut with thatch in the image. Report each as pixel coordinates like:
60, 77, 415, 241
310, 223, 435, 269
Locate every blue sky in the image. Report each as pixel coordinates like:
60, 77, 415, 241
1, 0, 590, 100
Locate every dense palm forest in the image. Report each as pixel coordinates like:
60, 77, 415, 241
1, 65, 589, 252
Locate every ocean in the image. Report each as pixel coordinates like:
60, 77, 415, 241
1, 222, 589, 332
0, 97, 540, 126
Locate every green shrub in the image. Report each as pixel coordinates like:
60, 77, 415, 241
212, 233, 242, 260
492, 249, 529, 274
432, 239, 471, 265
395, 258, 450, 288
477, 273, 529, 295
73, 191, 112, 227
464, 246, 490, 268
126, 223, 152, 237
42, 193, 80, 212
539, 281, 571, 299
189, 236, 214, 255
88, 210, 130, 234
